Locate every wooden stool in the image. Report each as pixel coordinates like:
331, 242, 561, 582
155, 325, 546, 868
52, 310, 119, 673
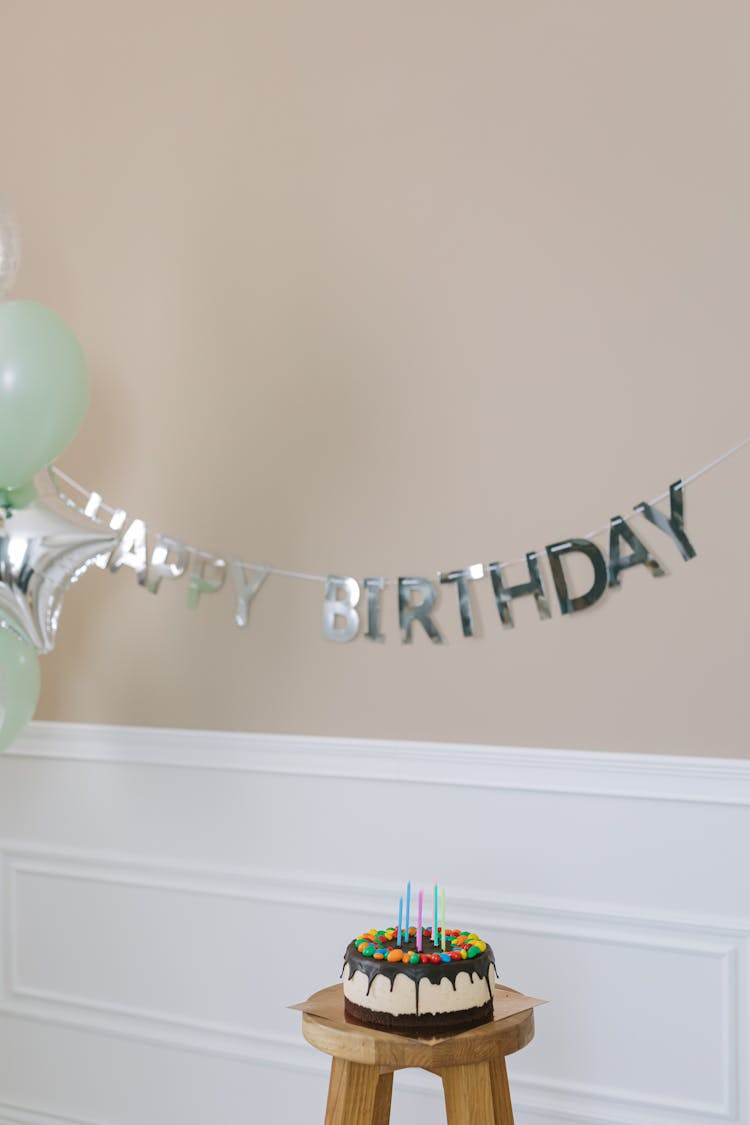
301, 985, 534, 1125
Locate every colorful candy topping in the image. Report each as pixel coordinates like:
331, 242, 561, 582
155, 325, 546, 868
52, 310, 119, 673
351, 927, 489, 961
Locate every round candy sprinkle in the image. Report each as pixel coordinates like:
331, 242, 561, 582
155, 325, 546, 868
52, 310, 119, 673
467, 946, 480, 958
440, 953, 451, 963
429, 954, 441, 964
409, 953, 419, 964
449, 951, 462, 961
419, 954, 431, 964
387, 949, 403, 962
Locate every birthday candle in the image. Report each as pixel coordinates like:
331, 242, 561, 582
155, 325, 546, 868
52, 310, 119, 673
433, 884, 438, 949
417, 889, 424, 952
405, 881, 411, 945
441, 887, 446, 952
397, 896, 403, 947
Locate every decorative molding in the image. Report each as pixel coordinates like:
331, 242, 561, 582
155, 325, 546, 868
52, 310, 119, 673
0, 1102, 103, 1125
2, 724, 747, 1124
9, 721, 750, 806
2, 845, 746, 1123
4, 844, 749, 949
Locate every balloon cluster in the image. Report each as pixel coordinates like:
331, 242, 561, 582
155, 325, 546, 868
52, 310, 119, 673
0, 199, 116, 750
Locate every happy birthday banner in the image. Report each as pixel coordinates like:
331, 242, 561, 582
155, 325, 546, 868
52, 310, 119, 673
1, 196, 748, 752
41, 438, 749, 646
0, 185, 746, 658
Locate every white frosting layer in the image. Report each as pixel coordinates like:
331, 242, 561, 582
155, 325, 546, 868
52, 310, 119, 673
343, 963, 496, 1017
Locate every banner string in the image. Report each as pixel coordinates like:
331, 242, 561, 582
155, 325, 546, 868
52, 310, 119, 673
581, 432, 750, 540
46, 433, 750, 585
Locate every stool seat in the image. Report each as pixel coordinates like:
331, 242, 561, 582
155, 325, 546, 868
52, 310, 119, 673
301, 985, 535, 1124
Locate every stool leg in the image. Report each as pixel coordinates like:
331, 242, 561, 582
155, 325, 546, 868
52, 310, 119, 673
324, 1058, 393, 1125
439, 1059, 515, 1125
370, 1071, 394, 1125
488, 1057, 515, 1124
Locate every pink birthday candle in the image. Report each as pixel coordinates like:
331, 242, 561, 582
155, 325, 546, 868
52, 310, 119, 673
417, 889, 424, 952
433, 883, 438, 949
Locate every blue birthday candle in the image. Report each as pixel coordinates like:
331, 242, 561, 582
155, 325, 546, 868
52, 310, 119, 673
405, 881, 411, 945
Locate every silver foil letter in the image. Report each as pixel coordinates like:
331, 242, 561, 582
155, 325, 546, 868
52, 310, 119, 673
489, 553, 551, 628
608, 516, 665, 586
186, 553, 227, 608
398, 577, 444, 644
546, 538, 607, 615
439, 564, 483, 637
231, 561, 269, 627
82, 491, 104, 521
109, 518, 149, 585
636, 480, 696, 561
146, 535, 189, 594
323, 576, 360, 642
364, 577, 385, 642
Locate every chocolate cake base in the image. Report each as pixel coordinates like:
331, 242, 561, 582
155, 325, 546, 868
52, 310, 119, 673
344, 995, 494, 1034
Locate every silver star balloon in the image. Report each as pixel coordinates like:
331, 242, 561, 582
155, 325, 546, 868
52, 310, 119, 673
0, 498, 118, 654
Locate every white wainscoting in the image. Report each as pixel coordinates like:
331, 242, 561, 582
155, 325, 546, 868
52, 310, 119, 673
0, 723, 747, 1125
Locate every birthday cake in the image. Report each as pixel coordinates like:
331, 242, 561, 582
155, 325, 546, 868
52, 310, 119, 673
342, 925, 497, 1032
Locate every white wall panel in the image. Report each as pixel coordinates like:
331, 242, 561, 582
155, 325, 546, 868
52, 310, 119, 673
0, 722, 747, 1125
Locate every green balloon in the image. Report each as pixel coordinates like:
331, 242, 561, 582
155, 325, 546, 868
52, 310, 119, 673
0, 619, 40, 752
0, 301, 89, 490
0, 479, 37, 510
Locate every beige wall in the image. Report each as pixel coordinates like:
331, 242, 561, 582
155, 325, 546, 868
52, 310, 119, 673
2, 1, 748, 755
